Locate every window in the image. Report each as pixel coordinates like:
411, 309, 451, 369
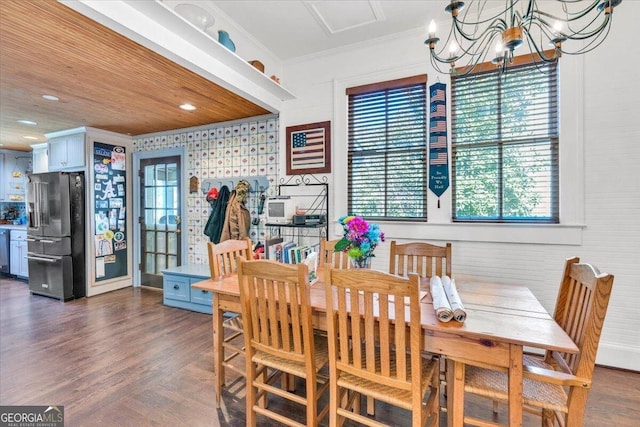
451, 59, 559, 223
346, 75, 428, 220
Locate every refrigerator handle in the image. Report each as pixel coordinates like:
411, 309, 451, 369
39, 181, 50, 226
32, 181, 41, 228
27, 254, 61, 263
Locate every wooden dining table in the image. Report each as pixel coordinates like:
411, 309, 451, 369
192, 270, 578, 427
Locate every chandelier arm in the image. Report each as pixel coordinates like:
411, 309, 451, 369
556, 0, 602, 20
561, 21, 613, 55
567, 14, 611, 40
453, 16, 507, 43
523, 31, 559, 63
455, 1, 513, 27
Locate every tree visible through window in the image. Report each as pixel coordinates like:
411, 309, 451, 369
451, 59, 559, 222
346, 75, 428, 220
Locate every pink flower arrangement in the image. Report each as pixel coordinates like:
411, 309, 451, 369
335, 215, 385, 267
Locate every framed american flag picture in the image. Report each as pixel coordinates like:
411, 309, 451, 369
285, 121, 331, 175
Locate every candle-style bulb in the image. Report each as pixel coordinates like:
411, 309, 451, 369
428, 20, 437, 38
449, 41, 459, 58
553, 21, 562, 35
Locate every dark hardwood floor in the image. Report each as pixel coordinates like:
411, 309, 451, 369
1, 276, 639, 426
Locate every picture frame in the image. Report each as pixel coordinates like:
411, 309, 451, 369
285, 121, 331, 175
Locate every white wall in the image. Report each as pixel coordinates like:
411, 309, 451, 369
279, 4, 640, 370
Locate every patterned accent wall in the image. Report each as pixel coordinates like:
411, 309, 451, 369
132, 114, 279, 265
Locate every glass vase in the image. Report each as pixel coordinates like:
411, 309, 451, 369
350, 257, 372, 269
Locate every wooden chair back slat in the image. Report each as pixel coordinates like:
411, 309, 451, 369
207, 238, 252, 278
325, 268, 421, 392
239, 258, 313, 365
388, 241, 452, 278
319, 238, 352, 269
550, 257, 614, 381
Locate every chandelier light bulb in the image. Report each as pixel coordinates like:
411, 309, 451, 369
495, 41, 504, 55
553, 20, 563, 35
449, 41, 459, 57
428, 20, 437, 38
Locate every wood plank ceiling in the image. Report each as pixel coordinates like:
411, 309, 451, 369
0, 0, 270, 151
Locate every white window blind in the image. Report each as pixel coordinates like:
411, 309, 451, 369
346, 75, 428, 220
451, 61, 559, 222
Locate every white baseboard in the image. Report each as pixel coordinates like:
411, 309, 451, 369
596, 342, 640, 371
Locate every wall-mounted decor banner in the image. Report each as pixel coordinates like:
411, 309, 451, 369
428, 82, 449, 207
285, 121, 331, 175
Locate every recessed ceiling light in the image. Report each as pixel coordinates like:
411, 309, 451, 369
42, 94, 59, 101
18, 119, 38, 126
23, 136, 39, 140
180, 103, 196, 111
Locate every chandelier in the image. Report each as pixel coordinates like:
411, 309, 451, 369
424, 0, 622, 75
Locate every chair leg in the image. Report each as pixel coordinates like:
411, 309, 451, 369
307, 373, 318, 427
246, 361, 257, 427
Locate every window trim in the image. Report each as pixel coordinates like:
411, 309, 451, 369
346, 74, 428, 220
451, 56, 559, 223
331, 57, 584, 246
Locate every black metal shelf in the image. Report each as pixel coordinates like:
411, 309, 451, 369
266, 174, 328, 245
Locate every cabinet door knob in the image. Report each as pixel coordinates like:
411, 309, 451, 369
173, 284, 180, 290
201, 290, 209, 294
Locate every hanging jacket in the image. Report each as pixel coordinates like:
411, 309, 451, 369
220, 181, 251, 242
204, 185, 230, 243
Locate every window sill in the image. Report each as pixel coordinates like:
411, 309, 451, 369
375, 221, 584, 246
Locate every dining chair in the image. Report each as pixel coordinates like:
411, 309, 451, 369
207, 238, 253, 405
324, 267, 440, 427
238, 257, 329, 427
388, 240, 452, 394
454, 257, 614, 427
388, 240, 452, 278
318, 238, 352, 269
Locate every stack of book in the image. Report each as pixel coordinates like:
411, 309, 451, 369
265, 237, 320, 282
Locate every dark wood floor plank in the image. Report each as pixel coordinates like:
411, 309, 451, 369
1, 277, 638, 426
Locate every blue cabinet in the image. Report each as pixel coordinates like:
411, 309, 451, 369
162, 264, 212, 314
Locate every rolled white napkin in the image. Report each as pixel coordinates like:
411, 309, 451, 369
430, 275, 453, 322
442, 275, 467, 322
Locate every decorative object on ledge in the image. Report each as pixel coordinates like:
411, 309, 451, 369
270, 75, 280, 84
217, 30, 236, 52
424, 0, 623, 76
248, 60, 264, 73
174, 3, 215, 31
189, 176, 199, 194
335, 216, 385, 269
285, 121, 331, 175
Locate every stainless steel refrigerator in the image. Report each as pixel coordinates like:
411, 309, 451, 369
27, 171, 86, 301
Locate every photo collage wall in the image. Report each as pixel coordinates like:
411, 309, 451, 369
93, 142, 128, 280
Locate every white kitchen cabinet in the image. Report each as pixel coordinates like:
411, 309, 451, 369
10, 229, 28, 278
48, 132, 85, 170
31, 143, 49, 173
0, 151, 30, 202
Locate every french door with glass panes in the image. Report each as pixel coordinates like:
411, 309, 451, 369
139, 157, 181, 288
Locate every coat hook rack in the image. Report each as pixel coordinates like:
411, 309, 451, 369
201, 175, 269, 195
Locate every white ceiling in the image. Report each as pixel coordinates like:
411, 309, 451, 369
207, 0, 444, 61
